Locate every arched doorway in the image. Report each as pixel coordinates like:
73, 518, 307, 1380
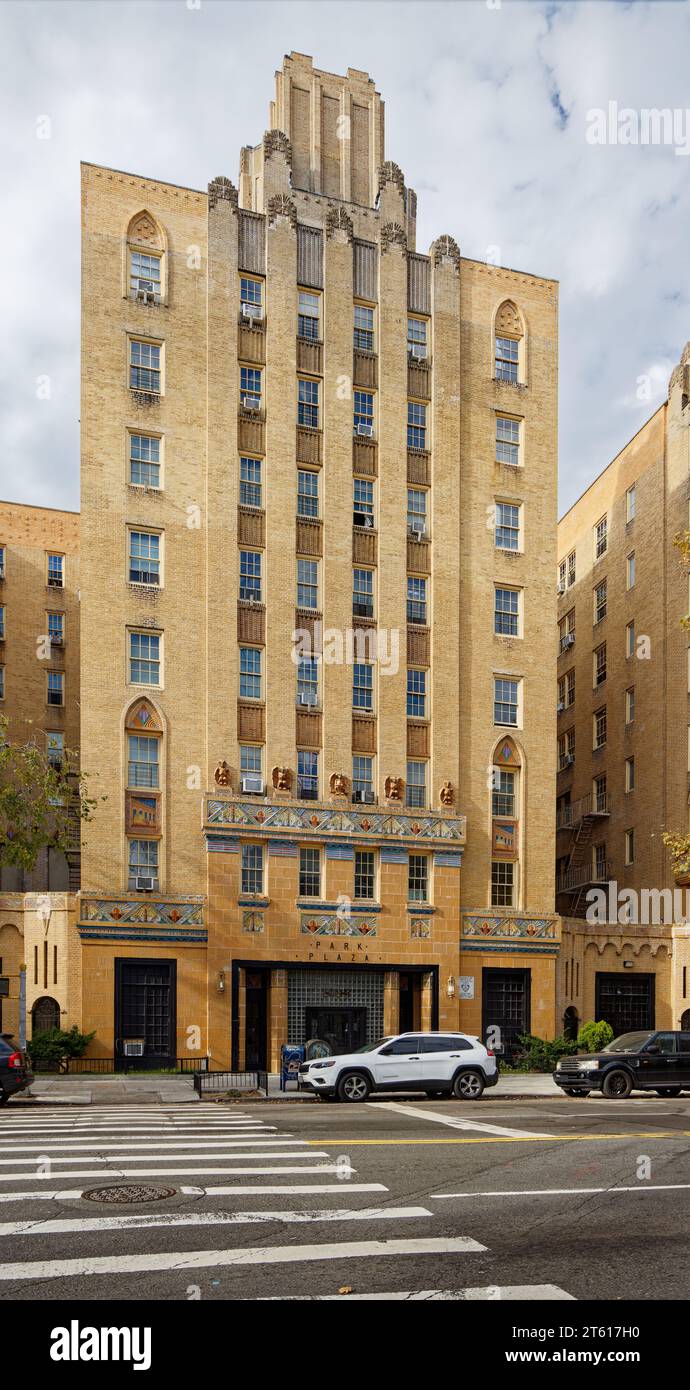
563, 1005, 579, 1041
681, 1009, 690, 1032
31, 996, 60, 1035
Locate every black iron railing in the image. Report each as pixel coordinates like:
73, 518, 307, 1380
194, 1069, 269, 1097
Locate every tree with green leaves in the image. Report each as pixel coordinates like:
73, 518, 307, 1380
0, 718, 102, 872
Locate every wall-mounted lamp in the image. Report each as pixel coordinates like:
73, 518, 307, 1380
36, 895, 52, 936
217, 970, 226, 993
446, 975, 456, 999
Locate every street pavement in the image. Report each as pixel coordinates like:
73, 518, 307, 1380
3, 1092, 690, 1300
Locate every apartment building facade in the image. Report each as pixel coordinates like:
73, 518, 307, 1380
79, 52, 560, 1070
556, 348, 690, 1038
0, 501, 81, 1040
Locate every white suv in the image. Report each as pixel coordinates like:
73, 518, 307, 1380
298, 1031, 498, 1103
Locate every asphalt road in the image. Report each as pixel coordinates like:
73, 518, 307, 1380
2, 1092, 690, 1301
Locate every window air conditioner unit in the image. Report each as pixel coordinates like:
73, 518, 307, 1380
135, 876, 156, 891
241, 774, 264, 794
356, 422, 373, 437
563, 753, 575, 767
242, 303, 263, 322
242, 397, 261, 412
300, 693, 317, 707
409, 344, 427, 360
563, 633, 575, 649
353, 512, 373, 529
557, 581, 565, 595
123, 1040, 145, 1058
354, 790, 375, 804
408, 520, 426, 538
556, 701, 565, 714
135, 288, 147, 302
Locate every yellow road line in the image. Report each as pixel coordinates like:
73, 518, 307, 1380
307, 1131, 683, 1147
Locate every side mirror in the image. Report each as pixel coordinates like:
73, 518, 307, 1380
646, 1045, 660, 1055
378, 1046, 393, 1056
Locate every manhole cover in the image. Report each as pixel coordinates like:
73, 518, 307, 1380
82, 1184, 176, 1204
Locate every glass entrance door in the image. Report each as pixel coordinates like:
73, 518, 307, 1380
305, 1007, 367, 1055
115, 959, 176, 1071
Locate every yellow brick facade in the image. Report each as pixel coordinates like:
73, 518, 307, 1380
77, 52, 560, 1070
556, 347, 690, 1037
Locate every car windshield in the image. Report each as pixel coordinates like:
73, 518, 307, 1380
354, 1037, 392, 1053
603, 1031, 655, 1053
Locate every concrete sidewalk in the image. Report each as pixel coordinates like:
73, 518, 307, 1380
14, 1071, 560, 1105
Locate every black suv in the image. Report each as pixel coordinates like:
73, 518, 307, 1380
0, 1034, 33, 1105
554, 1030, 690, 1099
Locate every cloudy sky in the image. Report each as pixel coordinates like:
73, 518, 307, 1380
2, 0, 689, 516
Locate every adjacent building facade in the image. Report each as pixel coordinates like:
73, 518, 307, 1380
556, 348, 690, 1038
77, 51, 560, 1070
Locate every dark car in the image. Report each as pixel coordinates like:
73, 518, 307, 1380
554, 1029, 690, 1099
0, 1034, 33, 1105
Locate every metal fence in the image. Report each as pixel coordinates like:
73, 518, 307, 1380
193, 1069, 269, 1098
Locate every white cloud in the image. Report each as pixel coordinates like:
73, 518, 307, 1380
1, 0, 690, 513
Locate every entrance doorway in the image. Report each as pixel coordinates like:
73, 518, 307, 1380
482, 967, 531, 1062
245, 971, 268, 1070
115, 959, 176, 1071
305, 1007, 366, 1054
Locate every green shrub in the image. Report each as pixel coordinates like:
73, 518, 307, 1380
512, 1033, 579, 1072
576, 1019, 614, 1053
28, 1026, 95, 1063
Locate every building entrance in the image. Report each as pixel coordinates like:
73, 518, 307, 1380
305, 1006, 366, 1054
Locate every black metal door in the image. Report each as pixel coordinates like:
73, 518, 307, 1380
399, 974, 414, 1033
245, 971, 267, 1070
305, 1007, 366, 1054
482, 968, 531, 1062
115, 959, 176, 1071
595, 973, 654, 1036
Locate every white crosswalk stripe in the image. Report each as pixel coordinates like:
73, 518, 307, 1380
0, 1104, 576, 1300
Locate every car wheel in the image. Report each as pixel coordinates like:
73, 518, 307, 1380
337, 1072, 371, 1103
452, 1070, 485, 1101
602, 1069, 633, 1099
564, 1088, 590, 1097
656, 1087, 682, 1097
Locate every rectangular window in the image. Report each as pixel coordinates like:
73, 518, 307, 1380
627, 552, 635, 589
626, 620, 635, 658
594, 705, 607, 749
0, 666, 4, 701
47, 732, 64, 767
130, 433, 161, 488
626, 686, 635, 724
240, 366, 262, 410
352, 756, 374, 802
299, 847, 321, 898
626, 484, 636, 522
354, 304, 374, 353
130, 250, 161, 298
128, 839, 159, 890
128, 734, 159, 789
559, 610, 575, 652
558, 728, 575, 769
129, 631, 160, 686
239, 457, 262, 509
240, 745, 262, 776
407, 316, 428, 359
407, 668, 426, 718
297, 558, 318, 611
297, 750, 318, 801
353, 568, 374, 618
239, 551, 261, 602
594, 642, 607, 687
559, 559, 566, 591
297, 469, 319, 518
625, 756, 635, 793
354, 849, 375, 900
495, 336, 519, 382
495, 502, 520, 551
494, 677, 519, 727
495, 415, 520, 466
407, 401, 427, 451
625, 829, 635, 866
239, 647, 262, 701
0, 607, 6, 642
354, 390, 374, 437
594, 579, 607, 624
593, 774, 607, 813
492, 769, 515, 818
406, 760, 427, 809
567, 551, 576, 587
566, 669, 575, 707
298, 378, 319, 429
47, 553, 64, 588
353, 478, 374, 527
407, 488, 427, 535
47, 671, 64, 706
297, 657, 319, 707
353, 662, 374, 711
0, 547, 5, 579
594, 515, 608, 559
240, 276, 263, 319
298, 290, 320, 341
129, 530, 160, 587
408, 853, 429, 902
407, 575, 427, 625
241, 844, 264, 895
494, 587, 520, 637
491, 860, 515, 907
130, 339, 161, 393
